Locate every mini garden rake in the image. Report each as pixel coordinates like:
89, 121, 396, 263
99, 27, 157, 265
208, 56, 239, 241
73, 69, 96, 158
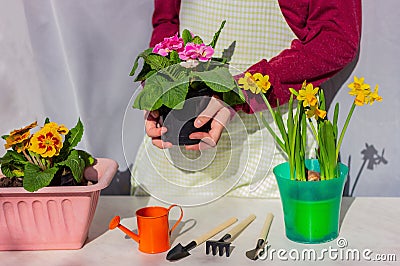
205, 214, 256, 257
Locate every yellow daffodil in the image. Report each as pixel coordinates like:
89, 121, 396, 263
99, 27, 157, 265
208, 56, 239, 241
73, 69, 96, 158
367, 85, 383, 105
238, 72, 259, 94
43, 122, 69, 135
4, 121, 37, 152
297, 82, 319, 107
348, 76, 370, 96
238, 72, 272, 94
29, 128, 63, 157
348, 76, 371, 106
253, 73, 271, 94
306, 104, 327, 119
354, 93, 366, 106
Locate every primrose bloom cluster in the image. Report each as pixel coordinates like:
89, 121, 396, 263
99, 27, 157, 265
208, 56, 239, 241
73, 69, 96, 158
152, 34, 184, 56
30, 122, 69, 157
4, 121, 69, 158
152, 34, 214, 62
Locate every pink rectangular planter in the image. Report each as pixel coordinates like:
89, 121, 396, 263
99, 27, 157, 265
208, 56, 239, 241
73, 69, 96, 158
0, 158, 118, 250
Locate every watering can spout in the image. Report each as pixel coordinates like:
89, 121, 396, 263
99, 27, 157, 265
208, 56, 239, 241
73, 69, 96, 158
109, 216, 140, 243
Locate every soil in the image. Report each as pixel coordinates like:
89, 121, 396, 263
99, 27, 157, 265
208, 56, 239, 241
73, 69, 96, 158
0, 176, 23, 187
0, 169, 95, 188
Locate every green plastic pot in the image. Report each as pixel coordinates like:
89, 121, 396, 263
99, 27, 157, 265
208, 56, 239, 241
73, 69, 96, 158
273, 159, 348, 244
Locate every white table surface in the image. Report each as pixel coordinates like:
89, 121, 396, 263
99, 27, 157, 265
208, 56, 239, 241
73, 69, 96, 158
0, 196, 399, 266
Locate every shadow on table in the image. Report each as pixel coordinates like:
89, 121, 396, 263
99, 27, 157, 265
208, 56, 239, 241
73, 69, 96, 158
86, 195, 151, 245
339, 197, 355, 230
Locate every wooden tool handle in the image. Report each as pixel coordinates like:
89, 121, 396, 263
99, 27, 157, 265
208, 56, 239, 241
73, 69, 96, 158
227, 214, 256, 239
194, 217, 238, 245
259, 213, 274, 240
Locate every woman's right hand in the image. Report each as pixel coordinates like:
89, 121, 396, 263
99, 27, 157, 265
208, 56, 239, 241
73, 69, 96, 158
144, 110, 173, 149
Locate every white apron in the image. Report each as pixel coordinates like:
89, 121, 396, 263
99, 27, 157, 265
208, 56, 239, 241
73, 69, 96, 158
131, 0, 307, 205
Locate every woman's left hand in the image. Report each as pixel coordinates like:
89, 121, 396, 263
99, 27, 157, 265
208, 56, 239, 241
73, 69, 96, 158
185, 96, 233, 150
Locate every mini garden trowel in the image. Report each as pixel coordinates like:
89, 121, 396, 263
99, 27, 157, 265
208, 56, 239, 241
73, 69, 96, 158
245, 213, 274, 260
166, 217, 237, 261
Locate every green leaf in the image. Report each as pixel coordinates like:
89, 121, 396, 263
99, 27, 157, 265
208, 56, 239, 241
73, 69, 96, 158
44, 117, 50, 124
133, 74, 169, 110
134, 62, 154, 82
182, 29, 193, 45
208, 20, 226, 48
1, 134, 9, 140
57, 150, 85, 183
23, 163, 58, 192
145, 54, 171, 71
0, 150, 27, 178
289, 88, 298, 96
129, 48, 153, 76
221, 41, 236, 63
193, 67, 236, 92
319, 89, 326, 111
192, 36, 203, 44
1, 164, 14, 178
0, 150, 27, 165
57, 118, 84, 161
169, 51, 181, 64
333, 103, 339, 139
222, 88, 245, 106
260, 112, 285, 152
77, 150, 95, 166
65, 118, 84, 150
161, 74, 189, 109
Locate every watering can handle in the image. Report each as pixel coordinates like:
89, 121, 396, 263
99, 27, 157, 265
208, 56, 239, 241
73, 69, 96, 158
167, 204, 184, 235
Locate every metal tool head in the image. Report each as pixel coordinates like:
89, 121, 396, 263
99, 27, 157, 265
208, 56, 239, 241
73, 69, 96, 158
205, 236, 232, 257
166, 243, 190, 261
166, 241, 196, 261
245, 239, 266, 260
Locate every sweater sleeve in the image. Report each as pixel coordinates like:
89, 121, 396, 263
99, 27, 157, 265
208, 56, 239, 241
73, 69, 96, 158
150, 0, 181, 47
235, 0, 362, 113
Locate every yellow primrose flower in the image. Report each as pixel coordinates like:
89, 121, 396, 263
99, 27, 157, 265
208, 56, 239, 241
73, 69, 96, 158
306, 104, 327, 119
4, 131, 31, 152
253, 73, 271, 94
297, 82, 319, 107
43, 122, 69, 135
238, 72, 259, 94
367, 85, 383, 105
4, 121, 37, 152
29, 128, 63, 157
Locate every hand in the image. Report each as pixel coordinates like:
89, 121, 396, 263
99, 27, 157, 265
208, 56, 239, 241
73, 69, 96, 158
144, 110, 173, 149
185, 96, 233, 151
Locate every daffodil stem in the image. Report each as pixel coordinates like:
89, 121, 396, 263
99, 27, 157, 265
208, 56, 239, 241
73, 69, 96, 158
336, 102, 356, 161
308, 118, 318, 144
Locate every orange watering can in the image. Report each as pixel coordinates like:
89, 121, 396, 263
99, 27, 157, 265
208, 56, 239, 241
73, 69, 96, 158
109, 204, 183, 254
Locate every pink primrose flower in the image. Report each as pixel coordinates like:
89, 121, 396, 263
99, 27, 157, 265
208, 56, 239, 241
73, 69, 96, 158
152, 34, 184, 56
178, 43, 214, 62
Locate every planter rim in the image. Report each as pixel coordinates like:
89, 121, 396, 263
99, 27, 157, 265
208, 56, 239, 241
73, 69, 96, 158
0, 158, 118, 194
273, 159, 348, 183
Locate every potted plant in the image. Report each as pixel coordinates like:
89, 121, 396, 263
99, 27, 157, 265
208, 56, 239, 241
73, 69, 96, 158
0, 118, 118, 250
238, 74, 382, 243
130, 21, 244, 145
